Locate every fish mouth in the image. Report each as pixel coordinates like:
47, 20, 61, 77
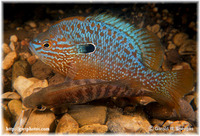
29, 41, 36, 55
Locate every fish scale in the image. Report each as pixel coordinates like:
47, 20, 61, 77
27, 13, 194, 113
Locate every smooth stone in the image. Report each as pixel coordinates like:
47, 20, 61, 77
2, 92, 21, 100
55, 113, 79, 134
106, 108, 152, 133
18, 52, 32, 60
10, 35, 18, 42
68, 105, 107, 127
191, 55, 196, 71
150, 119, 164, 126
28, 77, 41, 83
9, 42, 15, 51
78, 124, 108, 134
167, 43, 176, 50
27, 55, 37, 65
13, 76, 35, 97
2, 51, 17, 70
27, 21, 37, 28
193, 92, 197, 109
172, 62, 191, 70
22, 110, 56, 134
173, 32, 189, 46
8, 100, 22, 122
168, 121, 194, 134
145, 99, 196, 122
2, 108, 11, 134
12, 60, 32, 83
162, 120, 174, 127
178, 39, 196, 55
31, 60, 53, 80
3, 43, 11, 54
166, 49, 180, 64
22, 78, 48, 98
151, 24, 160, 33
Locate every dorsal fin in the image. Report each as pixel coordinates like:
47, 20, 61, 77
87, 13, 164, 71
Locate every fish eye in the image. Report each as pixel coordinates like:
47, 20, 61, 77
36, 104, 46, 111
42, 41, 51, 49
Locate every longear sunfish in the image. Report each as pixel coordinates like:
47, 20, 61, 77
25, 13, 194, 112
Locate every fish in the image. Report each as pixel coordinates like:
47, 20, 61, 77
26, 13, 194, 113
23, 79, 148, 110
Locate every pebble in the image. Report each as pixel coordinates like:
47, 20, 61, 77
55, 113, 79, 134
150, 119, 164, 126
188, 21, 195, 29
173, 32, 189, 46
146, 25, 152, 31
166, 17, 173, 24
145, 99, 196, 122
68, 105, 107, 127
58, 9, 64, 14
8, 100, 22, 122
12, 60, 32, 83
9, 42, 15, 51
3, 43, 11, 54
162, 120, 174, 127
153, 7, 158, 12
27, 21, 37, 28
172, 62, 191, 70
157, 31, 165, 39
28, 77, 41, 83
27, 56, 37, 65
19, 52, 32, 60
191, 55, 196, 70
31, 60, 53, 80
78, 124, 108, 134
168, 121, 194, 134
22, 78, 48, 98
2, 108, 11, 134
167, 42, 176, 50
106, 108, 151, 133
2, 92, 21, 100
178, 39, 196, 55
22, 110, 56, 134
10, 35, 18, 42
13, 76, 35, 97
48, 72, 66, 86
193, 92, 197, 108
151, 24, 160, 33
2, 51, 17, 70
166, 49, 180, 64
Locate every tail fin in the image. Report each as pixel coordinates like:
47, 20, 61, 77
148, 69, 194, 115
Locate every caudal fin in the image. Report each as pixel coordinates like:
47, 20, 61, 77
148, 69, 194, 115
